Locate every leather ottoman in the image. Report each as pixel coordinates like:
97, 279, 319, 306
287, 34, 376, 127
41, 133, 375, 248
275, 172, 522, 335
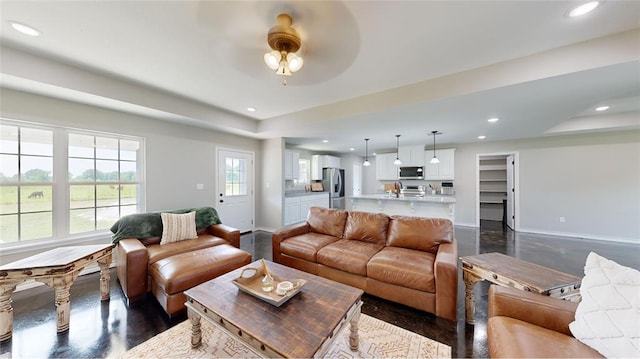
149, 244, 252, 316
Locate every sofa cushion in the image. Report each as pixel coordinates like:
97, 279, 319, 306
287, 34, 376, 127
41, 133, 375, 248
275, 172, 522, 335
488, 316, 603, 358
569, 252, 640, 358
147, 234, 227, 265
160, 212, 198, 245
317, 239, 383, 276
280, 232, 340, 262
387, 216, 453, 254
367, 247, 436, 293
307, 207, 348, 238
343, 211, 389, 245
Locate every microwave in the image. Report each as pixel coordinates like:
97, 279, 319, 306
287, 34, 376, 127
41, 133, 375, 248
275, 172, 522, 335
398, 166, 424, 180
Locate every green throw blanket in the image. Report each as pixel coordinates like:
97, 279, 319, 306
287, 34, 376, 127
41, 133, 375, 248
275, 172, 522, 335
110, 207, 221, 244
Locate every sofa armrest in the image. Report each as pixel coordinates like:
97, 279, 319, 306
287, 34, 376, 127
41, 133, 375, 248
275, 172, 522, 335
434, 238, 458, 322
116, 238, 148, 302
208, 224, 240, 248
488, 285, 578, 336
272, 222, 310, 263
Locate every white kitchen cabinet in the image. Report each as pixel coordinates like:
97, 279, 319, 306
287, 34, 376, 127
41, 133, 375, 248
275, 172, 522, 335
284, 197, 301, 225
425, 148, 455, 180
284, 150, 300, 180
284, 193, 329, 225
376, 153, 399, 180
311, 155, 342, 180
398, 145, 426, 166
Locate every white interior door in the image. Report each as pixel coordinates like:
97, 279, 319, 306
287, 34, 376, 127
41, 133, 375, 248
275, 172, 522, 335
506, 155, 515, 230
217, 148, 254, 233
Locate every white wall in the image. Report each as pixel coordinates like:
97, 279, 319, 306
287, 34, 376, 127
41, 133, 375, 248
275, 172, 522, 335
258, 138, 284, 231
453, 131, 640, 243
0, 89, 262, 262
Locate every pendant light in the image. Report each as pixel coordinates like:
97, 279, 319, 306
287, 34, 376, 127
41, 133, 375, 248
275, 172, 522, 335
363, 138, 371, 167
393, 135, 402, 165
429, 131, 441, 164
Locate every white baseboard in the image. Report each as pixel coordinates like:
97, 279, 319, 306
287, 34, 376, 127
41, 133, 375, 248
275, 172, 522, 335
454, 222, 477, 228
517, 227, 639, 244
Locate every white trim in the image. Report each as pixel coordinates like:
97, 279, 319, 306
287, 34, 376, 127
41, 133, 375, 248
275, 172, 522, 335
255, 226, 277, 232
454, 222, 477, 228
0, 232, 111, 256
475, 151, 520, 230
518, 227, 640, 244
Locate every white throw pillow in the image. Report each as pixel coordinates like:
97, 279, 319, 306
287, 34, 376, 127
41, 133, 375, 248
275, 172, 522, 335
569, 252, 640, 358
160, 211, 198, 245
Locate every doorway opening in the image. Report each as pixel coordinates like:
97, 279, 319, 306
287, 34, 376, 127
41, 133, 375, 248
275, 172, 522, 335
476, 152, 518, 231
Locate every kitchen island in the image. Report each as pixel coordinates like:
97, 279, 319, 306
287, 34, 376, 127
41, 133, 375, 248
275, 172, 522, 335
349, 194, 455, 222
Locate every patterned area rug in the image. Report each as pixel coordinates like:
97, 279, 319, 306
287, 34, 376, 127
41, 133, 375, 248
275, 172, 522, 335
119, 314, 451, 358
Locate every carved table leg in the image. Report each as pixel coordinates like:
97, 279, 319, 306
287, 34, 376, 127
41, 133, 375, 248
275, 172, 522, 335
37, 271, 80, 333
0, 282, 20, 341
463, 270, 482, 325
98, 254, 112, 301
187, 307, 202, 348
348, 304, 361, 351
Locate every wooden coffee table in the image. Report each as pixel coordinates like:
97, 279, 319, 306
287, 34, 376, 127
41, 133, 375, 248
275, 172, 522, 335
461, 252, 582, 325
184, 260, 363, 358
0, 244, 113, 340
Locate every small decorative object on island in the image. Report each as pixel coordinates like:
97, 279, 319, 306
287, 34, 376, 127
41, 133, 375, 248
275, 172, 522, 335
260, 259, 274, 292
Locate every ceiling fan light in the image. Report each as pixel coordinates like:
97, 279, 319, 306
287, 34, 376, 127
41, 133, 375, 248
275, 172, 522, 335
287, 53, 304, 72
277, 59, 291, 76
430, 156, 440, 164
264, 51, 281, 70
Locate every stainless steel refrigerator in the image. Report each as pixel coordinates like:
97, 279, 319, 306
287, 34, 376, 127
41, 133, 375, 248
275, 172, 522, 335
321, 168, 345, 209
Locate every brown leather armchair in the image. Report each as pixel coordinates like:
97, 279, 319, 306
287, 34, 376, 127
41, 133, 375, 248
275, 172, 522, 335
487, 285, 602, 358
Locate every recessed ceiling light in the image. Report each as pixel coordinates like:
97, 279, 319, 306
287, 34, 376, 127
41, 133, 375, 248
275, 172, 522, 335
478, 135, 486, 140
349, 148, 355, 151
569, 1, 599, 17
322, 139, 328, 143
595, 106, 609, 111
247, 107, 256, 112
10, 21, 40, 36
488, 118, 499, 123
372, 152, 377, 156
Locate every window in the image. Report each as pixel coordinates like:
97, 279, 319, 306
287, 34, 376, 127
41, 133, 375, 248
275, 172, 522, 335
225, 157, 247, 196
0, 120, 144, 245
0, 126, 54, 242
294, 159, 310, 186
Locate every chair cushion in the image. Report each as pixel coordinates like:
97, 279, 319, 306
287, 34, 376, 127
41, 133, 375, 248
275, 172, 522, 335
280, 232, 340, 262
147, 234, 227, 265
149, 244, 251, 295
317, 239, 383, 276
387, 216, 453, 254
367, 247, 436, 292
343, 211, 389, 245
307, 207, 348, 238
488, 316, 603, 358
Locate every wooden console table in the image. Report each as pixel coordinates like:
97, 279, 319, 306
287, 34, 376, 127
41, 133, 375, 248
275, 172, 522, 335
461, 252, 582, 325
0, 244, 113, 341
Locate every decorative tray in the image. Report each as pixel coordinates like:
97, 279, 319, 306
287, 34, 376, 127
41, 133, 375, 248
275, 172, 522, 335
232, 261, 306, 307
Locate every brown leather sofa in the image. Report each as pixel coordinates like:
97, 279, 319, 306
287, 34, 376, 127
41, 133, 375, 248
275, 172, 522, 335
487, 285, 602, 358
116, 223, 251, 316
272, 207, 458, 321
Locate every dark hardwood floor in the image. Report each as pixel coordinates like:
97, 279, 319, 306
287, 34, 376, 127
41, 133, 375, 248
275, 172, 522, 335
1, 221, 638, 358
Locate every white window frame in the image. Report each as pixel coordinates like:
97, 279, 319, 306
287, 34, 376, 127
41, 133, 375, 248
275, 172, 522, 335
0, 119, 146, 251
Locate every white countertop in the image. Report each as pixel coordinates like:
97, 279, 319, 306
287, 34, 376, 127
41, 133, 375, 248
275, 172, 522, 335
285, 191, 329, 197
350, 194, 456, 204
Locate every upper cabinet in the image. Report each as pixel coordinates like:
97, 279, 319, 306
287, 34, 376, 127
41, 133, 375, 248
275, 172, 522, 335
398, 145, 426, 166
425, 148, 455, 180
284, 149, 300, 180
376, 153, 399, 180
311, 155, 342, 180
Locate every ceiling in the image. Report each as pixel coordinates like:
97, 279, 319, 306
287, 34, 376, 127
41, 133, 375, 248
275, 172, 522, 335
1, 1, 639, 154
